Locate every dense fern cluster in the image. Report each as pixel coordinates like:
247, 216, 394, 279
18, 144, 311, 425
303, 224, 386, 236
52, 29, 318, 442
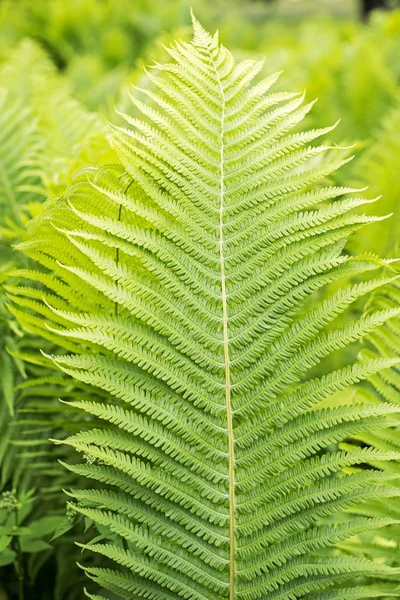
1, 3, 400, 600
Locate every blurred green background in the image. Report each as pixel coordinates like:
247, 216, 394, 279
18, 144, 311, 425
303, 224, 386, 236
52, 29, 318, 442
0, 0, 396, 115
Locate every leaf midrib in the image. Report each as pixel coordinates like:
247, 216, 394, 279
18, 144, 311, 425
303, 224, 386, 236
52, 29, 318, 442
204, 34, 237, 597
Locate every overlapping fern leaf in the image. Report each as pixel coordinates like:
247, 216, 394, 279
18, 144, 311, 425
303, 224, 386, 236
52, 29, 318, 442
10, 17, 400, 600
0, 39, 115, 592
336, 251, 400, 564
0, 39, 114, 198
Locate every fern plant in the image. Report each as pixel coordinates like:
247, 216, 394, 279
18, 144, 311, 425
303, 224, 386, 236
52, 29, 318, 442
10, 17, 400, 599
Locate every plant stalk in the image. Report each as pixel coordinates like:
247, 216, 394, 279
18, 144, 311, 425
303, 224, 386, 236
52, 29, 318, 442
13, 508, 24, 600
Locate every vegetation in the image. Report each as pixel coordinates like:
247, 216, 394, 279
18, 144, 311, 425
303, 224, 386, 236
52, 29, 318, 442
1, 2, 400, 599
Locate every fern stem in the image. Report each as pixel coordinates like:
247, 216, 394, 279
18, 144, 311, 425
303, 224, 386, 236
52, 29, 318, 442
114, 201, 123, 318
115, 179, 134, 317
206, 33, 238, 597
14, 508, 24, 600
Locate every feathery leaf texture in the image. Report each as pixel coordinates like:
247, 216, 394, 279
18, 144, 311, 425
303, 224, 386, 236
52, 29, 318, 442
342, 260, 400, 557
10, 17, 400, 600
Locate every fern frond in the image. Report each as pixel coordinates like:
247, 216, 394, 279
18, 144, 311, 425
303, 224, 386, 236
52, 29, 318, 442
0, 39, 114, 199
11, 17, 400, 599
0, 88, 42, 224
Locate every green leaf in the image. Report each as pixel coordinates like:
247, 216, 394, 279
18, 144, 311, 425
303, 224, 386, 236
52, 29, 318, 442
28, 515, 66, 537
50, 518, 74, 541
0, 535, 11, 553
20, 538, 52, 553
0, 526, 12, 536
0, 352, 14, 416
0, 547, 16, 567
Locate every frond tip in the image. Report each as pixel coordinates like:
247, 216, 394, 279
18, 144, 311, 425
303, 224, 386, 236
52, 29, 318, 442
10, 17, 400, 600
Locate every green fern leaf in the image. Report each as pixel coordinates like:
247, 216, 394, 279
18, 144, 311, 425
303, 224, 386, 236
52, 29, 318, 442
10, 17, 400, 600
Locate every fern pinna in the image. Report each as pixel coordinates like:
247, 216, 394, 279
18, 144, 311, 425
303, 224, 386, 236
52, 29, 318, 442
9, 17, 400, 600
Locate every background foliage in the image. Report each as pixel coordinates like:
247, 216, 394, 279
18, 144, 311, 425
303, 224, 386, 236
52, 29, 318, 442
1, 0, 400, 598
